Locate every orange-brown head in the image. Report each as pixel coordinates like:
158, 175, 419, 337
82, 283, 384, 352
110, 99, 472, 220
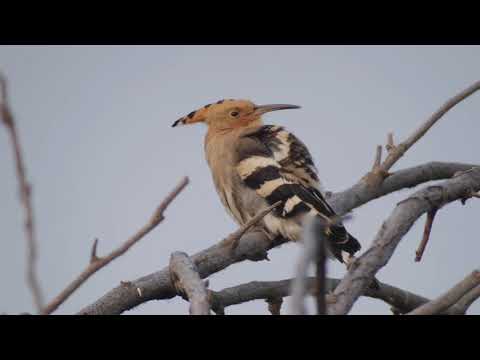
172, 99, 300, 130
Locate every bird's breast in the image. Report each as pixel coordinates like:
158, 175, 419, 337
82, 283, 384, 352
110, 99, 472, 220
204, 131, 266, 226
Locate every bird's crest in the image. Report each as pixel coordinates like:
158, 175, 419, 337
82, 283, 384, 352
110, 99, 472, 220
172, 99, 238, 127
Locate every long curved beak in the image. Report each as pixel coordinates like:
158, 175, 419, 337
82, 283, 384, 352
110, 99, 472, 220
253, 104, 301, 116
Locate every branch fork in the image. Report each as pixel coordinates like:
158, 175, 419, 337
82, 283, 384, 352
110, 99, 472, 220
169, 252, 210, 315
364, 80, 480, 188
40, 177, 189, 315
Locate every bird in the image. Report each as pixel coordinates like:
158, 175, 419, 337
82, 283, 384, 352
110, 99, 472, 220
172, 99, 361, 265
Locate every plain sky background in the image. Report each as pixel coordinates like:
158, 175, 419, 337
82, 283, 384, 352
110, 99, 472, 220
1, 45, 479, 315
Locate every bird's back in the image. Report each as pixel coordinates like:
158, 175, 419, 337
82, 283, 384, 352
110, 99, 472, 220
205, 124, 361, 263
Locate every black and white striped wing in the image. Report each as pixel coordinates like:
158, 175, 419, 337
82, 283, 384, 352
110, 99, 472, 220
235, 125, 361, 261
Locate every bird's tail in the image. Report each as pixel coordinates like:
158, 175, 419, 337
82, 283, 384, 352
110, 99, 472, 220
325, 223, 361, 264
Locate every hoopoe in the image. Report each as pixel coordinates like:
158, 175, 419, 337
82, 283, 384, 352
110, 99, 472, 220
172, 99, 361, 265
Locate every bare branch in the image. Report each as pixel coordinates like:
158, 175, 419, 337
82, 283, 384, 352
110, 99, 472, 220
78, 162, 478, 315
41, 176, 189, 315
453, 284, 480, 314
386, 133, 395, 153
0, 72, 44, 313
315, 221, 327, 315
365, 80, 480, 184
328, 168, 480, 315
408, 270, 480, 315
208, 277, 463, 315
415, 208, 438, 262
371, 145, 382, 171
225, 200, 281, 254
90, 238, 100, 263
290, 219, 318, 315
290, 216, 337, 315
78, 219, 289, 315
383, 80, 480, 172
331, 162, 477, 215
169, 252, 210, 315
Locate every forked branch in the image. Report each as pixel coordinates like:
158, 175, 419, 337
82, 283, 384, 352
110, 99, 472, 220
208, 276, 470, 315
170, 251, 210, 315
41, 176, 189, 315
328, 168, 480, 315
408, 269, 480, 315
367, 80, 480, 184
78, 161, 479, 315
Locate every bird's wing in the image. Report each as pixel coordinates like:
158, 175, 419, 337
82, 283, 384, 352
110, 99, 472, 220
235, 125, 361, 261
235, 125, 335, 219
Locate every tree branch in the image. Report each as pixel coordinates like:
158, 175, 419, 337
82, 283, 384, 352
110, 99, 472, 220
330, 162, 477, 215
0, 72, 44, 313
415, 208, 438, 262
328, 168, 480, 315
77, 161, 478, 315
453, 284, 480, 314
290, 217, 332, 315
407, 270, 480, 315
41, 176, 189, 315
225, 200, 281, 254
169, 252, 210, 315
208, 277, 463, 315
315, 222, 327, 315
78, 221, 289, 315
366, 80, 480, 184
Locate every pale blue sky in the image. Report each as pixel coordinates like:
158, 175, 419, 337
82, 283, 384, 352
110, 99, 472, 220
1, 45, 479, 314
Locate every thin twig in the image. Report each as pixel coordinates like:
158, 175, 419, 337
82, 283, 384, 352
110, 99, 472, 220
90, 238, 100, 263
415, 208, 438, 262
0, 72, 44, 313
225, 200, 282, 253
170, 251, 210, 315
290, 216, 334, 315
407, 270, 480, 315
290, 219, 320, 314
386, 132, 395, 153
41, 176, 189, 315
314, 220, 327, 315
372, 145, 382, 171
381, 80, 480, 173
365, 80, 480, 185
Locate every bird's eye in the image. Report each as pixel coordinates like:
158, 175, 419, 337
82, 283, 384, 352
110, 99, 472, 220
230, 111, 240, 117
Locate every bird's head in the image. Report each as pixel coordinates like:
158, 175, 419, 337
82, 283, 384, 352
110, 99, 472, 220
172, 99, 300, 130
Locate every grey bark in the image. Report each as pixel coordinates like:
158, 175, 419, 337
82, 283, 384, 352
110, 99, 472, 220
78, 162, 477, 315
208, 277, 465, 315
407, 270, 480, 315
169, 252, 210, 315
328, 167, 480, 315
290, 217, 330, 315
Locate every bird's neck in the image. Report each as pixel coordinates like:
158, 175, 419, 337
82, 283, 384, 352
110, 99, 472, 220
205, 119, 263, 144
